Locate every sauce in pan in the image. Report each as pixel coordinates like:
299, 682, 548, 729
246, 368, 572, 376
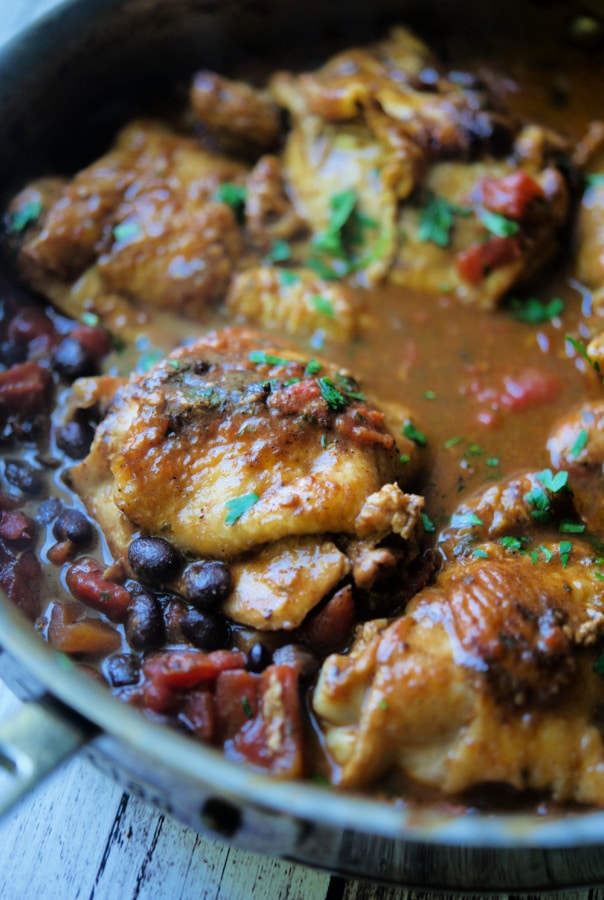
1, 19, 603, 811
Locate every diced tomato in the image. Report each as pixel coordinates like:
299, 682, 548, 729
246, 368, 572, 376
65, 556, 132, 622
143, 649, 246, 712
479, 171, 544, 220
215, 669, 260, 740
0, 362, 53, 414
296, 585, 356, 655
456, 236, 522, 284
336, 406, 394, 448
70, 324, 113, 361
47, 602, 121, 655
499, 368, 563, 412
178, 689, 216, 741
0, 545, 42, 621
223, 665, 304, 777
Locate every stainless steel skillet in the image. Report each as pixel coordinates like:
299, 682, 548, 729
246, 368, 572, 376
0, 0, 604, 890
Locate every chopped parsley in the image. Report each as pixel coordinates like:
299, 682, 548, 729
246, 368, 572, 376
225, 492, 259, 525
418, 193, 471, 247
241, 697, 254, 719
586, 173, 604, 188
265, 239, 291, 263
113, 221, 142, 242
473, 548, 489, 559
423, 390, 436, 400
8, 198, 43, 233
569, 428, 589, 459
566, 334, 601, 373
310, 189, 380, 275
278, 269, 302, 287
317, 377, 347, 411
451, 512, 484, 528
559, 520, 586, 534
500, 536, 525, 551
249, 350, 293, 366
443, 436, 462, 449
486, 457, 500, 467
478, 208, 520, 238
421, 512, 436, 533
137, 348, 164, 372
508, 296, 564, 324
80, 312, 100, 327
399, 453, 411, 464
525, 484, 552, 521
536, 468, 568, 494
378, 699, 389, 711
402, 421, 428, 447
559, 540, 573, 567
304, 359, 321, 376
310, 295, 335, 318
214, 183, 247, 221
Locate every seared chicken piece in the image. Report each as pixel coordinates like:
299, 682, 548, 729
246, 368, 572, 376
437, 470, 576, 562
244, 155, 307, 251
68, 328, 424, 629
190, 71, 282, 157
313, 541, 604, 802
270, 27, 570, 300
548, 400, 604, 535
9, 120, 246, 322
575, 121, 604, 290
226, 265, 362, 341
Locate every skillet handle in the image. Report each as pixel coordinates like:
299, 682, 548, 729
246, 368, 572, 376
0, 700, 86, 816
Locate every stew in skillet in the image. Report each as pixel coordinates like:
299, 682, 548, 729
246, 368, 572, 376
1, 21, 604, 811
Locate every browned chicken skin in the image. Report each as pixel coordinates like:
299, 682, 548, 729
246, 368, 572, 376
68, 327, 424, 630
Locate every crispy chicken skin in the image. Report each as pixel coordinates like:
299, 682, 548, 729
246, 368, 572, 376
314, 466, 604, 799
313, 543, 604, 801
10, 120, 246, 324
548, 401, 604, 535
68, 327, 424, 629
271, 27, 571, 301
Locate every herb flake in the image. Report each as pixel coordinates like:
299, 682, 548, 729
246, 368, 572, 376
225, 492, 259, 525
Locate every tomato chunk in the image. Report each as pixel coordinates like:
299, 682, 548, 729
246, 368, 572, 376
66, 556, 131, 622
480, 171, 544, 220
0, 361, 53, 414
456, 236, 521, 284
143, 648, 246, 712
221, 665, 304, 778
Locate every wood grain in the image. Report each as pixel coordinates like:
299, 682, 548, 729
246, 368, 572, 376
0, 2, 602, 898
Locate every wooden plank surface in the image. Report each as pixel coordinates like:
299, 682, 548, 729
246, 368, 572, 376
0, 2, 603, 898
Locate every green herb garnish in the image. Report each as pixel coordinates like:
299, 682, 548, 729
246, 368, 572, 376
310, 295, 335, 318
402, 421, 428, 447
113, 221, 142, 242
566, 334, 601, 373
500, 536, 525, 551
418, 193, 471, 248
478, 208, 520, 237
536, 468, 569, 494
249, 350, 293, 366
8, 198, 42, 233
473, 548, 489, 559
279, 269, 302, 287
241, 697, 254, 720
509, 296, 564, 324
586, 173, 604, 189
569, 428, 589, 459
214, 183, 247, 221
266, 239, 291, 263
317, 377, 348, 411
225, 492, 259, 525
304, 359, 321, 376
421, 512, 436, 533
559, 520, 586, 534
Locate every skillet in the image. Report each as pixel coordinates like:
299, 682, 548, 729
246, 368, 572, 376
1, 0, 604, 890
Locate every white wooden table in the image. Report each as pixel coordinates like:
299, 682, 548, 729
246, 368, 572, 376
1, 3, 604, 898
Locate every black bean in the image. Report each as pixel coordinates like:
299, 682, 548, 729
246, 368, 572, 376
4, 459, 43, 495
0, 340, 27, 367
52, 508, 93, 546
181, 560, 233, 610
128, 536, 181, 584
180, 610, 231, 652
246, 641, 272, 673
52, 336, 97, 379
125, 590, 165, 652
36, 497, 63, 526
272, 643, 320, 680
105, 653, 141, 688
55, 420, 95, 459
